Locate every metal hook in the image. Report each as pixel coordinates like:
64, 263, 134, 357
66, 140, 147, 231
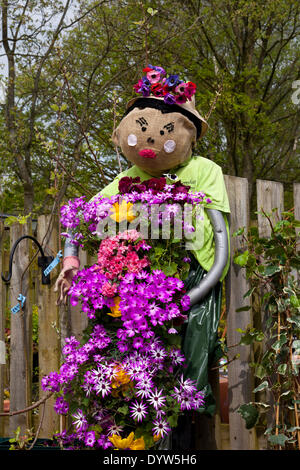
1, 235, 54, 285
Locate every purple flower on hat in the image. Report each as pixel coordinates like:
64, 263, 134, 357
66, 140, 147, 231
165, 74, 180, 88
164, 93, 176, 105
148, 64, 166, 76
142, 76, 151, 87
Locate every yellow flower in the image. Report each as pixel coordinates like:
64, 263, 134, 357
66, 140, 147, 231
108, 296, 122, 317
153, 433, 161, 442
109, 200, 136, 223
111, 365, 131, 389
108, 432, 145, 450
130, 436, 145, 450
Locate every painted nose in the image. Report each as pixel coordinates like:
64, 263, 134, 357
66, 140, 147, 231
147, 137, 155, 144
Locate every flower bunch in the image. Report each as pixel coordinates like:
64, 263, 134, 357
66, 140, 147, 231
45, 178, 210, 449
42, 233, 204, 449
133, 64, 197, 105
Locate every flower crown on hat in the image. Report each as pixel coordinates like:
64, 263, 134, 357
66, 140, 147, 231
133, 65, 196, 106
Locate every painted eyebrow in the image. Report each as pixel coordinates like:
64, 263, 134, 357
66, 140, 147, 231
163, 122, 175, 132
136, 117, 148, 127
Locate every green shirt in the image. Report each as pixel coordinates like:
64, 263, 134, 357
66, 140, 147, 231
96, 156, 230, 281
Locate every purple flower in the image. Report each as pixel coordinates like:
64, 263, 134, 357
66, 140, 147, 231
165, 74, 180, 88
147, 388, 166, 410
54, 397, 69, 415
85, 431, 96, 447
130, 400, 148, 422
163, 93, 176, 105
152, 419, 171, 438
72, 409, 88, 432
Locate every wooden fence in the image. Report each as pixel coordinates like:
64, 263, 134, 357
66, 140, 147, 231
0, 177, 299, 450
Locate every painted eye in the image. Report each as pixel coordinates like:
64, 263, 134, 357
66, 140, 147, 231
160, 130, 164, 135
127, 134, 137, 146
164, 140, 176, 153
141, 127, 147, 132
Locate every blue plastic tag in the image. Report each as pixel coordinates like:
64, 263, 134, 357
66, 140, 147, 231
11, 294, 26, 314
44, 250, 63, 276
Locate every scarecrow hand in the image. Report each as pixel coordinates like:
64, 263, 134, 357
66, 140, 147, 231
54, 256, 80, 305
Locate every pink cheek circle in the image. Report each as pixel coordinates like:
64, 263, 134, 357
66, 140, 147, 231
164, 140, 176, 153
127, 134, 137, 146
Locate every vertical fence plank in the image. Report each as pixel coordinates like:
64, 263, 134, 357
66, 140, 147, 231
294, 184, 300, 222
0, 221, 5, 437
224, 175, 256, 450
256, 179, 285, 438
9, 222, 32, 435
294, 183, 300, 282
257, 180, 284, 237
37, 215, 60, 438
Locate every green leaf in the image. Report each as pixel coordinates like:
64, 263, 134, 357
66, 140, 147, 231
253, 381, 269, 393
287, 316, 300, 328
268, 433, 289, 447
277, 364, 287, 375
236, 305, 251, 312
271, 333, 288, 351
117, 405, 128, 415
237, 404, 259, 429
50, 103, 59, 111
263, 265, 281, 277
254, 364, 267, 379
243, 287, 256, 298
290, 295, 300, 308
147, 7, 158, 15
234, 250, 249, 266
167, 414, 179, 427
161, 262, 177, 276
233, 227, 245, 237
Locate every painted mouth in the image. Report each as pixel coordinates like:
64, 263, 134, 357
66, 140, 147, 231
138, 148, 157, 159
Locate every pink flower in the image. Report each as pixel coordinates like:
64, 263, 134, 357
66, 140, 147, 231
175, 82, 187, 95
175, 94, 187, 104
146, 70, 161, 84
185, 81, 196, 99
101, 282, 117, 298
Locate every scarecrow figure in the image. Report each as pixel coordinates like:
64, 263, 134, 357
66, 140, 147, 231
55, 65, 230, 449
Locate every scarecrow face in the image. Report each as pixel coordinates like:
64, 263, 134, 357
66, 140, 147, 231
112, 107, 197, 176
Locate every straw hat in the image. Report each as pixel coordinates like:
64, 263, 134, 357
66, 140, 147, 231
125, 95, 208, 140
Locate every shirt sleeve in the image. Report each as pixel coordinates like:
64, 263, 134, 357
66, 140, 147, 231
197, 159, 230, 213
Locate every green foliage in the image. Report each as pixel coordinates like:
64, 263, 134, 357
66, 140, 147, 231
234, 209, 300, 449
9, 426, 34, 450
0, 0, 299, 216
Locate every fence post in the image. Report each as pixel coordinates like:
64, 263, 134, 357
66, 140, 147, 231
294, 183, 300, 282
257, 180, 284, 236
256, 179, 285, 440
224, 175, 257, 450
9, 222, 32, 435
37, 215, 60, 438
0, 221, 5, 436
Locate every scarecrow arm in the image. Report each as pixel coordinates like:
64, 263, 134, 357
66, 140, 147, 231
54, 230, 80, 304
187, 209, 228, 307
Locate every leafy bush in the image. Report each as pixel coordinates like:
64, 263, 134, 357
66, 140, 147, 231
234, 209, 300, 450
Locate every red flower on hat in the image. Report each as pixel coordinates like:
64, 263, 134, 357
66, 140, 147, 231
151, 83, 164, 97
185, 81, 196, 100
